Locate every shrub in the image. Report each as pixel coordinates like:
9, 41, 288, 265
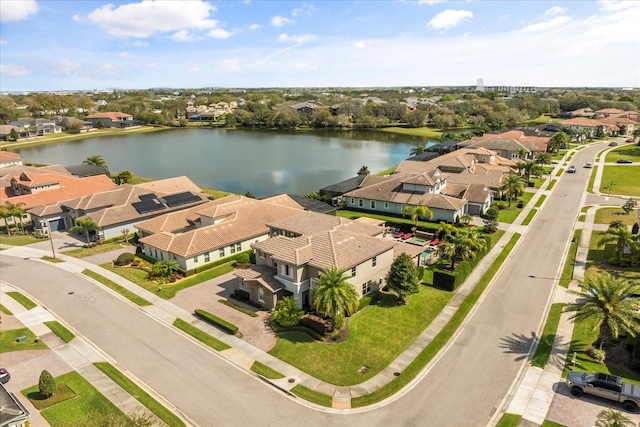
357, 291, 379, 311
236, 253, 250, 264
271, 296, 302, 327
114, 252, 135, 266
587, 347, 606, 363
632, 223, 639, 235
334, 314, 344, 329
194, 309, 239, 335
39, 370, 56, 398
433, 235, 491, 291
135, 245, 143, 254
517, 201, 524, 208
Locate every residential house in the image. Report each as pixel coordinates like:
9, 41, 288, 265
456, 138, 532, 160
596, 116, 640, 136
85, 112, 139, 128
135, 194, 305, 271
0, 152, 23, 168
594, 108, 626, 118
290, 102, 315, 115
0, 383, 30, 427
559, 118, 618, 138
8, 118, 62, 136
0, 125, 21, 141
28, 176, 205, 238
235, 211, 424, 309
464, 130, 550, 154
53, 116, 93, 132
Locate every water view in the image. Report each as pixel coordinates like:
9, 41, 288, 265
16, 128, 430, 197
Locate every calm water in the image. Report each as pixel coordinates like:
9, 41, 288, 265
16, 128, 432, 197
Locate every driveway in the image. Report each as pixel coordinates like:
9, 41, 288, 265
169, 272, 276, 351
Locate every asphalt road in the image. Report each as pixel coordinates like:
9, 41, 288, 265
1, 142, 607, 426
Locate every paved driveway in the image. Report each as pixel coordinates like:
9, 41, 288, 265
169, 272, 276, 351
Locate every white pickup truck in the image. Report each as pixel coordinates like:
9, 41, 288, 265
567, 371, 640, 412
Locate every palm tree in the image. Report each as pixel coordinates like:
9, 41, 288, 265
597, 224, 633, 263
500, 174, 525, 207
83, 155, 108, 170
402, 205, 433, 236
460, 213, 473, 226
437, 221, 456, 241
595, 408, 635, 427
410, 143, 426, 156
516, 148, 528, 160
311, 266, 358, 330
522, 161, 543, 184
564, 274, 640, 350
442, 228, 487, 270
5, 201, 26, 234
547, 132, 569, 154
151, 260, 181, 283
534, 152, 552, 166
271, 296, 303, 327
68, 217, 101, 245
0, 204, 12, 235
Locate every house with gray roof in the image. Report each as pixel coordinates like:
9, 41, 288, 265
0, 383, 30, 427
456, 138, 531, 160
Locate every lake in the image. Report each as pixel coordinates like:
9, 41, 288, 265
15, 128, 433, 197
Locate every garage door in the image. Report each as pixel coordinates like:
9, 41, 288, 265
48, 219, 65, 231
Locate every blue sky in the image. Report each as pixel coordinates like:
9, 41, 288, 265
1, 0, 639, 91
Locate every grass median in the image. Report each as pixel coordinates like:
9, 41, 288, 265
82, 269, 152, 306
531, 303, 563, 368
172, 318, 230, 351
44, 321, 75, 343
5, 291, 36, 310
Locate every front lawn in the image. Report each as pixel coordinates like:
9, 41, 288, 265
82, 269, 152, 306
6, 291, 36, 309
594, 207, 638, 226
0, 235, 43, 246
22, 371, 130, 425
0, 328, 48, 353
44, 321, 75, 343
495, 192, 535, 224
604, 145, 640, 163
269, 286, 452, 386
600, 166, 640, 197
62, 242, 132, 258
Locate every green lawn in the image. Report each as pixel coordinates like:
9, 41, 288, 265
0, 328, 48, 353
521, 115, 563, 126
0, 304, 12, 315
0, 234, 42, 246
594, 207, 638, 226
42, 255, 65, 263
63, 242, 132, 258
82, 269, 151, 306
6, 291, 36, 309
604, 145, 640, 163
559, 230, 582, 288
94, 362, 185, 427
600, 166, 640, 197
521, 209, 537, 226
250, 361, 285, 379
290, 384, 333, 407
269, 286, 452, 385
44, 321, 75, 343
542, 421, 567, 427
101, 261, 235, 299
496, 192, 535, 224
534, 194, 547, 208
529, 177, 545, 189
531, 304, 563, 368
380, 126, 443, 139
587, 165, 598, 193
495, 413, 521, 427
547, 179, 557, 190
172, 318, 230, 351
22, 371, 130, 425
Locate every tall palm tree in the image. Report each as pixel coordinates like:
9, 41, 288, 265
151, 260, 181, 282
83, 155, 108, 170
547, 132, 569, 154
500, 174, 526, 207
68, 217, 102, 245
402, 205, 433, 236
410, 143, 426, 156
311, 266, 358, 330
564, 274, 640, 350
597, 224, 633, 263
522, 161, 544, 183
5, 201, 26, 234
595, 408, 635, 427
442, 228, 486, 270
0, 204, 12, 235
437, 221, 456, 240
534, 152, 552, 166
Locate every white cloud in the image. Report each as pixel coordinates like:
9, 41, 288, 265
597, 0, 637, 12
148, 62, 158, 68
294, 62, 316, 70
278, 33, 317, 44
292, 4, 317, 17
220, 59, 240, 72
126, 40, 149, 48
0, 39, 7, 45
419, 0, 447, 5
545, 6, 567, 16
0, 64, 31, 77
119, 51, 134, 58
53, 60, 80, 73
171, 29, 196, 42
207, 28, 233, 39
354, 40, 372, 49
0, 0, 38, 22
271, 15, 294, 27
520, 16, 570, 33
97, 63, 119, 75
428, 10, 473, 30
83, 0, 219, 38
249, 23, 261, 30
188, 66, 200, 72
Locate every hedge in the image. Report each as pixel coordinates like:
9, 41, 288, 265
186, 250, 253, 276
115, 252, 135, 266
357, 291, 380, 311
432, 235, 492, 292
194, 309, 239, 335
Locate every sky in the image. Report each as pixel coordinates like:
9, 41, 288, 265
1, 0, 639, 92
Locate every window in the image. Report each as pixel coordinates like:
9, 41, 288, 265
358, 199, 363, 207
160, 252, 163, 260
219, 248, 225, 258
258, 287, 264, 303
362, 282, 372, 295
285, 264, 290, 276
230, 244, 236, 254
204, 252, 210, 262
236, 242, 241, 252
258, 250, 265, 259
370, 200, 376, 209
351, 266, 356, 277
372, 256, 377, 267
193, 255, 198, 263
350, 198, 355, 204
384, 202, 389, 209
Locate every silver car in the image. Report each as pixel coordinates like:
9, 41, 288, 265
566, 371, 640, 412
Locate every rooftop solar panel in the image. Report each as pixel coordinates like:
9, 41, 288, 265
132, 200, 165, 214
138, 193, 157, 201
163, 192, 201, 207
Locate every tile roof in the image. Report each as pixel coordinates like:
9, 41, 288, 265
0, 151, 22, 163
462, 138, 530, 152
266, 210, 385, 237
596, 108, 625, 114
85, 112, 133, 121
560, 118, 610, 127
234, 265, 287, 292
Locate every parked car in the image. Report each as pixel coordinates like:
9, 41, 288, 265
626, 138, 636, 142
584, 162, 593, 168
566, 371, 640, 412
0, 368, 9, 384
567, 165, 577, 173
617, 159, 633, 164
609, 141, 618, 146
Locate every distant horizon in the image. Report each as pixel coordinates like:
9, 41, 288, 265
2, 1, 639, 92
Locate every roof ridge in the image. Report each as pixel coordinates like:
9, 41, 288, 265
327, 230, 339, 267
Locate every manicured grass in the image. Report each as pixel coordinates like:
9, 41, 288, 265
578, 214, 586, 222
542, 420, 567, 427
586, 229, 617, 266
559, 230, 581, 288
194, 309, 239, 335
495, 413, 522, 427
496, 192, 535, 224
82, 269, 152, 306
380, 126, 443, 139
22, 371, 130, 425
0, 304, 12, 315
534, 194, 547, 208
101, 261, 235, 299
172, 318, 230, 351
63, 242, 132, 258
521, 209, 537, 226
594, 207, 638, 226
0, 234, 42, 246
251, 361, 285, 379
201, 186, 229, 200
44, 321, 75, 343
6, 291, 37, 309
547, 179, 557, 190
587, 165, 598, 193
529, 177, 545, 189
376, 166, 397, 176
521, 115, 563, 126
26, 384, 76, 410
556, 168, 564, 176
218, 299, 258, 317
270, 286, 452, 386
0, 328, 48, 353
41, 255, 65, 263
531, 304, 563, 368
581, 206, 591, 213
352, 233, 521, 407
290, 384, 333, 407
604, 144, 640, 163
94, 362, 186, 427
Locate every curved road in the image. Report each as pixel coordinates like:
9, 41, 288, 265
1, 142, 608, 426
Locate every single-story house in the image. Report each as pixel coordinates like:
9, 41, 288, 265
0, 151, 23, 168
85, 112, 139, 128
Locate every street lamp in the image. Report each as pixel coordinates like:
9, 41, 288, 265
43, 220, 56, 259
608, 180, 615, 197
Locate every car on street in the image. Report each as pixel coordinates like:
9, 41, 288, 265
566, 371, 640, 412
0, 368, 9, 384
584, 162, 593, 168
567, 165, 577, 173
609, 141, 618, 146
627, 138, 636, 142
617, 159, 633, 164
